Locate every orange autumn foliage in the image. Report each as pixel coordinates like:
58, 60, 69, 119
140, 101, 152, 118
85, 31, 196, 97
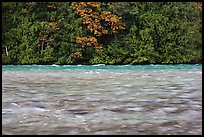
76, 36, 102, 49
192, 2, 202, 12
45, 18, 64, 30
73, 2, 125, 48
197, 2, 202, 12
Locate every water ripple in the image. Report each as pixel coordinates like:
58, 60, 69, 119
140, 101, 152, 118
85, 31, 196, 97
2, 65, 202, 135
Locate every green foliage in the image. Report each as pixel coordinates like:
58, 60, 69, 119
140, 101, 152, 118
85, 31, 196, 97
2, 2, 202, 65
2, 54, 11, 65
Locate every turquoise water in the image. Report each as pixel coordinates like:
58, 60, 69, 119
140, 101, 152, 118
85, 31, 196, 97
2, 64, 202, 71
2, 64, 202, 135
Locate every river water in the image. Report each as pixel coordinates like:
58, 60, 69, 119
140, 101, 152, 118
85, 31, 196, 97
2, 64, 202, 135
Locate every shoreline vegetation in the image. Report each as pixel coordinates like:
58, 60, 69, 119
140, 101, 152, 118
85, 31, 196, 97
2, 2, 202, 65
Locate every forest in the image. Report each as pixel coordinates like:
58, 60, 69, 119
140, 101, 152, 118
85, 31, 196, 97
2, 2, 202, 65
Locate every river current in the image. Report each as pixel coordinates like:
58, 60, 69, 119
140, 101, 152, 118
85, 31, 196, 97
2, 64, 202, 135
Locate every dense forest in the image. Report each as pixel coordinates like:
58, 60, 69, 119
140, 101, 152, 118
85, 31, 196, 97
2, 2, 202, 65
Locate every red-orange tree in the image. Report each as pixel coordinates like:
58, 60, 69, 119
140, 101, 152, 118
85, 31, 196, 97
73, 2, 125, 49
192, 2, 202, 12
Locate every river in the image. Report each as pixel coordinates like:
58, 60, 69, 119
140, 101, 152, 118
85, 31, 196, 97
2, 64, 202, 135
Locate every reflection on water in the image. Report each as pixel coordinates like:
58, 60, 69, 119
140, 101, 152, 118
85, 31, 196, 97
2, 65, 202, 135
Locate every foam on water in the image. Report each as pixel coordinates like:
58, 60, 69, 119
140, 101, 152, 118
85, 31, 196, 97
2, 64, 202, 135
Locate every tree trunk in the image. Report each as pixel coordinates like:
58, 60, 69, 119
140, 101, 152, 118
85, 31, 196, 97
5, 46, 8, 56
